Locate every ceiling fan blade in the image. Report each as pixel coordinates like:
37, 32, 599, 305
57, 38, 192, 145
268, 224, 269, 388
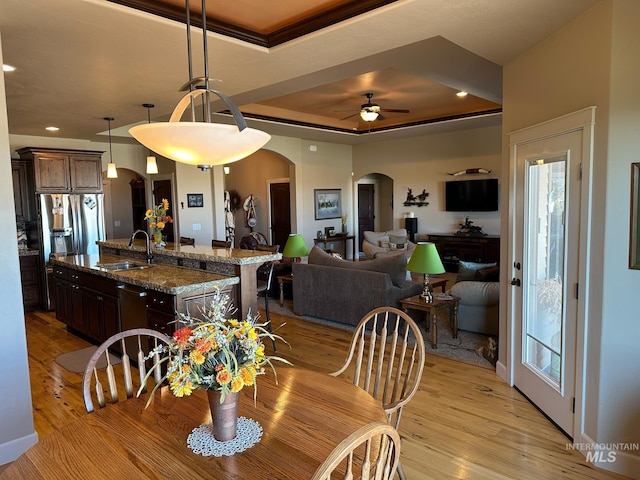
340, 113, 359, 120
380, 108, 410, 113
376, 113, 386, 121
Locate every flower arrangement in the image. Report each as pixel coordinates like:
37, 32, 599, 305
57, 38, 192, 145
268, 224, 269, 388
141, 290, 290, 405
144, 198, 173, 244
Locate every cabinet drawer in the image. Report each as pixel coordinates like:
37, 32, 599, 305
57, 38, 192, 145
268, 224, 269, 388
53, 265, 69, 279
146, 290, 175, 314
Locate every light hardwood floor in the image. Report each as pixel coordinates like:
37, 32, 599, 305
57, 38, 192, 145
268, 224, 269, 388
7, 308, 630, 479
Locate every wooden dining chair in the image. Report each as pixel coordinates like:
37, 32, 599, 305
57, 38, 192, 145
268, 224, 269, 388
82, 328, 170, 413
330, 306, 425, 480
180, 236, 195, 246
212, 239, 231, 248
311, 421, 401, 480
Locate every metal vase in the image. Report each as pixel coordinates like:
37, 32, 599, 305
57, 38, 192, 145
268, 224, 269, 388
207, 390, 239, 442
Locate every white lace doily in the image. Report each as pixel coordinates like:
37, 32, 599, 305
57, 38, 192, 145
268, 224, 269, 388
186, 417, 263, 457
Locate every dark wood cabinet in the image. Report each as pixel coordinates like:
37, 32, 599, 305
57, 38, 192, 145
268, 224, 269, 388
16, 147, 104, 193
53, 266, 119, 343
12, 160, 36, 222
427, 234, 500, 272
19, 255, 42, 311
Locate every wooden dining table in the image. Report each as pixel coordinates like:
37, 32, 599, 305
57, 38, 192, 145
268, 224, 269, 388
1, 367, 386, 479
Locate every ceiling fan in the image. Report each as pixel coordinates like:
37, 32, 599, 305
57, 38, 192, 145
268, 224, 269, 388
340, 92, 410, 122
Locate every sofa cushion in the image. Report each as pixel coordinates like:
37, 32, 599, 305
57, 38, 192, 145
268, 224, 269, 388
450, 281, 500, 306
457, 260, 497, 282
308, 245, 407, 287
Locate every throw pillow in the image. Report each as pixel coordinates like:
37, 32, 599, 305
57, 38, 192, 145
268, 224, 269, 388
475, 265, 500, 282
457, 260, 497, 282
388, 234, 407, 250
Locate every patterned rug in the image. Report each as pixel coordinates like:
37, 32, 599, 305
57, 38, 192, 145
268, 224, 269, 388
266, 297, 495, 368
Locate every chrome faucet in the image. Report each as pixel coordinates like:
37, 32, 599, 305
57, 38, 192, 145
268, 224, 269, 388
129, 230, 153, 264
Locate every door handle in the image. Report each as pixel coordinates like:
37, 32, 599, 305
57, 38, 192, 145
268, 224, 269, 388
511, 278, 521, 287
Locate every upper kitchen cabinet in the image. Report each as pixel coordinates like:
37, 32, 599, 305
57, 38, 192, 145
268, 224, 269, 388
16, 147, 104, 194
11, 159, 36, 222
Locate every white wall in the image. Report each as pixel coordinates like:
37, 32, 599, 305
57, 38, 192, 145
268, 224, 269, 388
174, 162, 216, 245
503, 0, 639, 476
0, 33, 38, 465
353, 125, 503, 236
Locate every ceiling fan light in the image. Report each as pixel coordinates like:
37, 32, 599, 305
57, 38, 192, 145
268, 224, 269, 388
146, 155, 158, 174
360, 109, 379, 122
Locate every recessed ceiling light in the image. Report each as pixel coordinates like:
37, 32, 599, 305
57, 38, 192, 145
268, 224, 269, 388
2, 64, 16, 72
456, 91, 468, 97
45, 126, 59, 131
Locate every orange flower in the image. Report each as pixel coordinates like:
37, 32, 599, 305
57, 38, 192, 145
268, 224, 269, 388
173, 327, 192, 349
216, 368, 232, 385
195, 338, 212, 353
240, 367, 254, 386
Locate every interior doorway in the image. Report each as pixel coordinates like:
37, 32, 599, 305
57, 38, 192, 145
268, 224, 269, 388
268, 180, 291, 250
356, 173, 394, 254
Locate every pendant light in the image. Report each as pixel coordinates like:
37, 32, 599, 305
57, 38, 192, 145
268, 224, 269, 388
104, 117, 118, 179
143, 104, 159, 174
129, 0, 270, 169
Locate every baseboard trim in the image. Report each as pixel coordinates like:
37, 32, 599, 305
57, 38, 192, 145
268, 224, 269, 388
576, 432, 640, 479
0, 431, 38, 465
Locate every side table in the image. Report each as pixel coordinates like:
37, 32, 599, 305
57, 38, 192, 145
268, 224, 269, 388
277, 273, 293, 307
399, 294, 460, 349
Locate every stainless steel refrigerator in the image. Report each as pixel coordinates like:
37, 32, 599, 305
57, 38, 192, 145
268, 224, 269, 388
38, 193, 105, 309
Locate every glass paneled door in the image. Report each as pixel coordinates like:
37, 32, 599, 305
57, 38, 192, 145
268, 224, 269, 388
512, 130, 583, 437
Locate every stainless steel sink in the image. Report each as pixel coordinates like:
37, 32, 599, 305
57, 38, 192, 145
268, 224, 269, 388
98, 261, 151, 271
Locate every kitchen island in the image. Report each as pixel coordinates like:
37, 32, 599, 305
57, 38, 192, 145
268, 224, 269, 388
49, 252, 240, 343
96, 239, 280, 321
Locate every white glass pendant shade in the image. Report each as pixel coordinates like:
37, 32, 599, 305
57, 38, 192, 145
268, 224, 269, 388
130, 122, 270, 166
107, 162, 118, 178
129, 89, 270, 166
360, 109, 379, 122
146, 155, 158, 174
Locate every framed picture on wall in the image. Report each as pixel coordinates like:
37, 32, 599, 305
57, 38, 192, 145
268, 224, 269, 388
630, 162, 640, 269
187, 193, 204, 208
314, 189, 342, 220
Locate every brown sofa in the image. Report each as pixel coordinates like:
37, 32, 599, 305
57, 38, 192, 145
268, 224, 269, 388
292, 246, 422, 326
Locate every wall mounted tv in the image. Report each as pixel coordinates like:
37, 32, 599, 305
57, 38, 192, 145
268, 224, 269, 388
445, 178, 499, 212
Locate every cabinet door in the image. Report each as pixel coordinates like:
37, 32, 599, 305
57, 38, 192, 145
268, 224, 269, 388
83, 288, 105, 342
70, 155, 102, 192
69, 283, 86, 332
147, 309, 176, 336
12, 161, 33, 221
34, 154, 70, 192
102, 294, 120, 342
53, 277, 69, 323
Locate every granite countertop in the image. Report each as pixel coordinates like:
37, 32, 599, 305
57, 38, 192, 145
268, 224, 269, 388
98, 239, 281, 265
18, 248, 40, 257
49, 253, 239, 295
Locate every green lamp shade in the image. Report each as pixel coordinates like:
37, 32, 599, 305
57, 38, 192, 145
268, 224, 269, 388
406, 242, 445, 274
282, 234, 309, 258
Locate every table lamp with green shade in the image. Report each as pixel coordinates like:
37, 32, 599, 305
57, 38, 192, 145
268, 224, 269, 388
406, 242, 445, 303
282, 234, 309, 262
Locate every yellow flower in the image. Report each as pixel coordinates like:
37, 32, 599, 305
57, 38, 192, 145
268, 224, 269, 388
240, 367, 254, 386
145, 209, 154, 218
162, 198, 169, 211
189, 349, 205, 365
248, 328, 258, 341
149, 221, 157, 228
230, 376, 244, 392
156, 221, 165, 229
171, 378, 193, 397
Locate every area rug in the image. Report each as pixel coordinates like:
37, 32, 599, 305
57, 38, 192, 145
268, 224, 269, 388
266, 298, 495, 368
54, 346, 121, 374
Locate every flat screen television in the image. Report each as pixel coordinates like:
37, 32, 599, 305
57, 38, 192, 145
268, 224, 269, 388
445, 178, 499, 212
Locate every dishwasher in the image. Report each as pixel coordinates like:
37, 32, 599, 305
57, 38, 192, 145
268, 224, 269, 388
117, 284, 148, 356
